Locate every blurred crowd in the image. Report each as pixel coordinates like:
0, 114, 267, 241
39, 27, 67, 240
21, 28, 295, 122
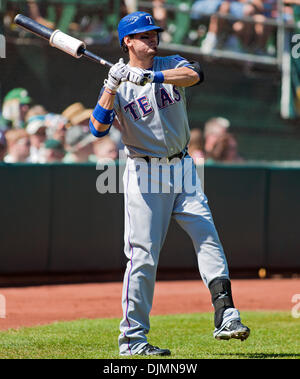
192, 0, 300, 55
1, 0, 267, 165
153, 0, 300, 55
188, 117, 244, 164
4, 1, 299, 57
0, 87, 243, 165
0, 87, 120, 164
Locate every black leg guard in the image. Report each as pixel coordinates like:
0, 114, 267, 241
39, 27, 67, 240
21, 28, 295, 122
208, 277, 235, 329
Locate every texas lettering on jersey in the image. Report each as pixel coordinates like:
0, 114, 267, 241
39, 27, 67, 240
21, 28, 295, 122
123, 85, 181, 121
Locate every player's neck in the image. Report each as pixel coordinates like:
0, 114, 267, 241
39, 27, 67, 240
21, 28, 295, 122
128, 54, 154, 70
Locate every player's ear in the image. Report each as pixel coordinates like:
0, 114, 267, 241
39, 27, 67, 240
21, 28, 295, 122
123, 35, 133, 50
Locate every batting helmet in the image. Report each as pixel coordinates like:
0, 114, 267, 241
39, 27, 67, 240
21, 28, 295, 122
118, 11, 164, 47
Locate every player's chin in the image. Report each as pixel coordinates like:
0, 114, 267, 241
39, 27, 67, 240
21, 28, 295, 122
148, 46, 158, 56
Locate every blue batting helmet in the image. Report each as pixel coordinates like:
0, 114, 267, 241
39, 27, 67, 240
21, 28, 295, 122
118, 11, 164, 47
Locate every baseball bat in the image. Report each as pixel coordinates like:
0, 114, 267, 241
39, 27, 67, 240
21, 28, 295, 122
14, 14, 149, 85
14, 14, 113, 68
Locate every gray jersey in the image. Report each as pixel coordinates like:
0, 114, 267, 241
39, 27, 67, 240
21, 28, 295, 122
113, 55, 191, 158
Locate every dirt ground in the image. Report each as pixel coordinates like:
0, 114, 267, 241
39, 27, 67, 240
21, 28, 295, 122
0, 278, 299, 330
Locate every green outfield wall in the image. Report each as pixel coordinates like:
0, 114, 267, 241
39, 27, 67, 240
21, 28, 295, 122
0, 162, 299, 277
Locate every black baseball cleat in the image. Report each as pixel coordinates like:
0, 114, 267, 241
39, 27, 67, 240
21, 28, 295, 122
213, 319, 250, 341
137, 344, 171, 356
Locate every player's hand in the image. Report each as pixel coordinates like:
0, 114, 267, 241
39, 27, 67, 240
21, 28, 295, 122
105, 58, 128, 91
126, 67, 154, 86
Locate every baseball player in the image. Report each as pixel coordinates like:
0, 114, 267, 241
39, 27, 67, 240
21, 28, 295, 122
89, 11, 250, 356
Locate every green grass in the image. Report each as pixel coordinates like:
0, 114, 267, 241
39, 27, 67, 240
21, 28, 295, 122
0, 311, 299, 359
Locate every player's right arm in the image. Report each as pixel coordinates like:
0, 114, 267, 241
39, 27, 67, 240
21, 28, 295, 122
89, 58, 127, 137
90, 91, 116, 135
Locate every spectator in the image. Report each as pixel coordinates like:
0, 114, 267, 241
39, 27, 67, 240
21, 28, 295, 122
61, 102, 83, 127
153, 0, 168, 29
42, 139, 65, 163
124, 0, 138, 13
26, 115, 48, 163
70, 108, 92, 128
206, 133, 244, 162
61, 102, 92, 128
226, 0, 294, 54
203, 117, 230, 156
284, 0, 300, 4
155, 0, 177, 43
44, 113, 68, 144
192, 0, 231, 53
0, 130, 7, 162
27, 0, 55, 29
229, 0, 271, 53
188, 128, 205, 163
192, 0, 223, 18
92, 136, 118, 163
24, 104, 48, 123
64, 125, 96, 163
0, 113, 11, 132
195, 0, 265, 53
4, 129, 31, 163
244, 0, 297, 54
2, 88, 32, 129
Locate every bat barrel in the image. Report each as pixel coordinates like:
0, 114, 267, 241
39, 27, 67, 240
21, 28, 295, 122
14, 14, 114, 69
14, 14, 53, 41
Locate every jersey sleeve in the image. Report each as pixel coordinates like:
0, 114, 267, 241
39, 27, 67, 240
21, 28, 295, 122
165, 55, 191, 70
162, 55, 203, 86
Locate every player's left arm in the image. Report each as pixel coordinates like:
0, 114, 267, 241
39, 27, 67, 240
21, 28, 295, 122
126, 60, 204, 88
161, 62, 204, 87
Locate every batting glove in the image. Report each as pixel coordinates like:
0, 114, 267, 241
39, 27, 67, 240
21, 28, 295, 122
126, 67, 154, 86
105, 58, 128, 91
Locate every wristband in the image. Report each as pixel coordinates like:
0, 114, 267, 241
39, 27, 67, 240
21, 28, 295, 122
153, 71, 164, 83
89, 119, 111, 138
92, 103, 115, 125
104, 88, 117, 96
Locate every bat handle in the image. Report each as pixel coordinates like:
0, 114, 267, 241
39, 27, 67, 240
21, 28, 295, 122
78, 47, 113, 68
140, 78, 148, 86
